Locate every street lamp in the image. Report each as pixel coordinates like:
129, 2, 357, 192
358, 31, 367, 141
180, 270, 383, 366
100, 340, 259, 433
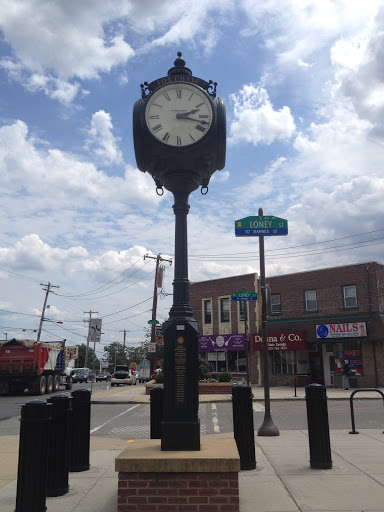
133, 53, 226, 451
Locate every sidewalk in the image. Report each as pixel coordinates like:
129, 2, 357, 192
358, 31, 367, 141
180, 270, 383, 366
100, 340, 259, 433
91, 382, 384, 404
1, 385, 384, 511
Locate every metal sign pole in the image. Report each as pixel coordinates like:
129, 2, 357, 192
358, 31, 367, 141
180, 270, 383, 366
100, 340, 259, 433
244, 304, 250, 386
257, 207, 279, 437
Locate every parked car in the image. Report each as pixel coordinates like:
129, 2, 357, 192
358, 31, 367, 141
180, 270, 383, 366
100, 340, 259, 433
72, 368, 94, 383
111, 368, 137, 386
96, 372, 111, 382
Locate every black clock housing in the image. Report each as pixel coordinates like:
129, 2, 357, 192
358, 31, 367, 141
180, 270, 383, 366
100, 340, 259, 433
133, 53, 226, 194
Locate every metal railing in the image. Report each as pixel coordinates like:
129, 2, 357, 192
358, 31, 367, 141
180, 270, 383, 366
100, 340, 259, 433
349, 388, 384, 434
293, 374, 310, 397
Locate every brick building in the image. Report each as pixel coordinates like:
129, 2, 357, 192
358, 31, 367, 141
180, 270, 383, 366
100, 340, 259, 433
190, 273, 259, 382
190, 261, 384, 388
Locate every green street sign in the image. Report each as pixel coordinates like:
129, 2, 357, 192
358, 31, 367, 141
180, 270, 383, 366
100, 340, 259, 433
148, 319, 160, 325
235, 215, 288, 236
232, 290, 258, 301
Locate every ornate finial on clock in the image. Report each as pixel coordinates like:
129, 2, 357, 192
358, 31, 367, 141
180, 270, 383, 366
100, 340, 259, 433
168, 51, 192, 76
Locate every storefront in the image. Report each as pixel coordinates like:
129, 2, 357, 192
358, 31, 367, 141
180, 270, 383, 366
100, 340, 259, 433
198, 334, 247, 378
252, 330, 309, 386
316, 322, 367, 387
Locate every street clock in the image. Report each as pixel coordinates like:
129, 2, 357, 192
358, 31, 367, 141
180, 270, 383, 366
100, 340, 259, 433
133, 52, 226, 195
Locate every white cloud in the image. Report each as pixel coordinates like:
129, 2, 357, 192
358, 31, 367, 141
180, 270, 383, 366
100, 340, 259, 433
85, 110, 123, 165
0, 0, 234, 104
0, 0, 135, 103
0, 120, 156, 208
229, 84, 296, 146
239, 0, 381, 66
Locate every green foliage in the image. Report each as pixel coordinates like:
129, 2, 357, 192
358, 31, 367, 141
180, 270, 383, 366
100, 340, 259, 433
77, 343, 99, 369
218, 371, 232, 382
154, 371, 164, 383
103, 342, 129, 373
198, 357, 210, 380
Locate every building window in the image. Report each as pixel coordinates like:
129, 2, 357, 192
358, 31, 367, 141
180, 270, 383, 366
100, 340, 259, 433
205, 351, 246, 374
343, 285, 357, 308
305, 290, 317, 311
220, 297, 230, 323
271, 294, 281, 314
203, 299, 212, 324
272, 350, 296, 374
239, 301, 245, 322
333, 341, 363, 376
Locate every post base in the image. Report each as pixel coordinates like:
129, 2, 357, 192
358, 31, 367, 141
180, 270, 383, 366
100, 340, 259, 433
161, 420, 200, 451
257, 415, 280, 436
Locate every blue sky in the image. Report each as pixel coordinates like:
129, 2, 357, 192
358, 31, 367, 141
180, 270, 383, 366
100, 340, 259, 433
1, 1, 384, 357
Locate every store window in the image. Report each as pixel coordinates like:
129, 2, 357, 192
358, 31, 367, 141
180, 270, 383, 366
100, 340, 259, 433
272, 350, 297, 374
271, 294, 281, 314
220, 297, 230, 322
333, 341, 363, 375
207, 351, 227, 372
203, 299, 212, 324
343, 285, 357, 308
305, 290, 317, 311
206, 351, 246, 374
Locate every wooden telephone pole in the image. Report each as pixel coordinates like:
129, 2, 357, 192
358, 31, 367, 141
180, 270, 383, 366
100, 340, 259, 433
144, 253, 172, 374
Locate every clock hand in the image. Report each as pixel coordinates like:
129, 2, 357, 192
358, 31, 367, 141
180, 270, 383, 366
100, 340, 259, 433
176, 116, 209, 124
176, 109, 199, 119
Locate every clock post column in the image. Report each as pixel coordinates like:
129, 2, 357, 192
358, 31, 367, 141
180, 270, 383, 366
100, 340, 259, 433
161, 188, 200, 451
132, 52, 226, 452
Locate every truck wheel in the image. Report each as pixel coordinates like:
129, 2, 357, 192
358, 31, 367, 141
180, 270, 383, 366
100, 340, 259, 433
38, 375, 46, 395
46, 375, 53, 394
53, 374, 60, 392
65, 377, 72, 390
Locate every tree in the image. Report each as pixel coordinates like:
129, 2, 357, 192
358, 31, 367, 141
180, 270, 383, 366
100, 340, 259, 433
77, 343, 99, 369
103, 342, 129, 373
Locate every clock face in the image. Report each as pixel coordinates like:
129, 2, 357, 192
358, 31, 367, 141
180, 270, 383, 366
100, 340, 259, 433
145, 83, 213, 147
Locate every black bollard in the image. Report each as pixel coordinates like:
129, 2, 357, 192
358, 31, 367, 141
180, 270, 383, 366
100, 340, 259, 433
150, 385, 164, 439
47, 394, 72, 496
15, 400, 52, 512
232, 384, 256, 470
69, 389, 91, 472
305, 383, 332, 469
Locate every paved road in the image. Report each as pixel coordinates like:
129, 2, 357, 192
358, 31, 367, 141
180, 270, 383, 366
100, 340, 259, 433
87, 400, 384, 439
1, 386, 383, 439
0, 380, 120, 421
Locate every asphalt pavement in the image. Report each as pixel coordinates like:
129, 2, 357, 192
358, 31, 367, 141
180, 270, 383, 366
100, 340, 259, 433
1, 384, 384, 511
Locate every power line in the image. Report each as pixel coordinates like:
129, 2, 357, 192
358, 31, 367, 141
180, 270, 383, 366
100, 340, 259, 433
189, 237, 384, 261
189, 228, 384, 257
0, 266, 39, 283
57, 267, 156, 301
57, 258, 149, 298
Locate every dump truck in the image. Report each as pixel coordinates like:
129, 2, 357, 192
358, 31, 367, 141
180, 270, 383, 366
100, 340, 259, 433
0, 338, 73, 395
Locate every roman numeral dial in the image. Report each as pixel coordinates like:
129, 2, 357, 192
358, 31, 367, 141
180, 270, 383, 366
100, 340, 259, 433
145, 83, 213, 147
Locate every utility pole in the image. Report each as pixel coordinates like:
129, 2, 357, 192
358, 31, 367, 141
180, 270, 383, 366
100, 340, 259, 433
122, 329, 129, 349
37, 282, 59, 341
83, 310, 99, 368
144, 253, 172, 374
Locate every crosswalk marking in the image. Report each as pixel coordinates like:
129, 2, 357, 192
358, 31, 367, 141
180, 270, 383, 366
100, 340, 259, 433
88, 402, 266, 439
211, 403, 220, 433
90, 404, 140, 434
253, 402, 265, 412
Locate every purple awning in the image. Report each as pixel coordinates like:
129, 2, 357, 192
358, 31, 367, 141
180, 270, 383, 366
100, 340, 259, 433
198, 334, 246, 352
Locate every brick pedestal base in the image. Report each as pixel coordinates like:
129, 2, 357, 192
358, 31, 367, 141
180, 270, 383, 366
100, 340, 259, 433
118, 471, 239, 511
115, 439, 240, 512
